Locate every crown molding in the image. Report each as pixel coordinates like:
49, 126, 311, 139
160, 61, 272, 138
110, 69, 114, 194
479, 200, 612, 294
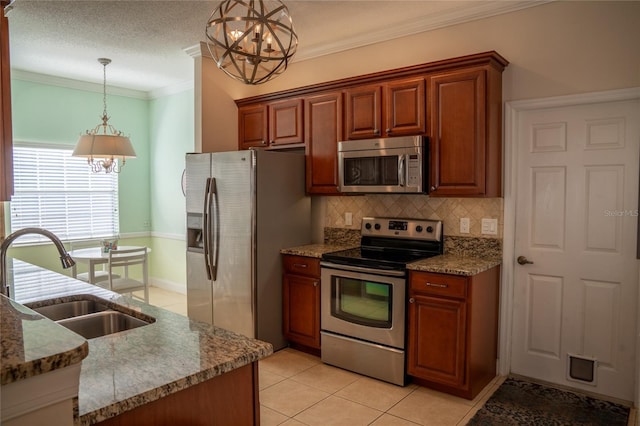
11, 69, 150, 99
294, 0, 553, 62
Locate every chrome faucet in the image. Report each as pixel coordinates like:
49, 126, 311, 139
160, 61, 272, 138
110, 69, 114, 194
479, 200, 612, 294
1, 227, 75, 298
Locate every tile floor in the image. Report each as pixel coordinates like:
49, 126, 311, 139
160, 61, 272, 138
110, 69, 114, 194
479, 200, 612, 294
141, 286, 638, 426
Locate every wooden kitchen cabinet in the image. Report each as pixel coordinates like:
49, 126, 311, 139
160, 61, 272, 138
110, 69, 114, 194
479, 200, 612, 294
428, 65, 503, 197
238, 99, 303, 150
282, 254, 321, 354
238, 104, 268, 149
344, 77, 425, 140
1, 1, 13, 202
268, 98, 304, 148
407, 266, 500, 399
305, 91, 343, 194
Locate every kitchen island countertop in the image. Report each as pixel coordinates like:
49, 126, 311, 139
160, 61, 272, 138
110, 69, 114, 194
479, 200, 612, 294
1, 259, 273, 425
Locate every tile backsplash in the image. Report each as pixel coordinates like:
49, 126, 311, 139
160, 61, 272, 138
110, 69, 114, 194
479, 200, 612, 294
324, 195, 504, 239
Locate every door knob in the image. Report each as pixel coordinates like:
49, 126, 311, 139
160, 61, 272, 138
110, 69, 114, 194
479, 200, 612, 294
517, 256, 534, 265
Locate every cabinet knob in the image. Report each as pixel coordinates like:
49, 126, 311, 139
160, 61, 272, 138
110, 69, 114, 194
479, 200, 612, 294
374, 129, 380, 136
430, 185, 437, 191
261, 140, 267, 145
386, 128, 391, 134
313, 281, 318, 287
409, 297, 415, 304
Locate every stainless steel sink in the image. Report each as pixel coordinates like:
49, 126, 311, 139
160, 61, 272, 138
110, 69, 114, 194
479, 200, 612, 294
28, 297, 155, 339
57, 310, 151, 339
31, 299, 109, 321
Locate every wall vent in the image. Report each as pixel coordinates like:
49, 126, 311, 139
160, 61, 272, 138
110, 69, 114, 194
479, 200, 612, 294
566, 354, 597, 385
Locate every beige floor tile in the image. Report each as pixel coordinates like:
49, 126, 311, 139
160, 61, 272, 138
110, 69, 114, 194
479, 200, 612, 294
290, 363, 361, 393
335, 376, 418, 412
260, 348, 320, 378
260, 378, 330, 417
294, 395, 383, 426
260, 368, 287, 390
281, 419, 308, 425
261, 405, 290, 426
370, 413, 421, 425
387, 387, 473, 426
162, 302, 188, 316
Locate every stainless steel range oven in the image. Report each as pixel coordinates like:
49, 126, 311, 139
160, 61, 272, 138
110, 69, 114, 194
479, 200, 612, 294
320, 217, 443, 386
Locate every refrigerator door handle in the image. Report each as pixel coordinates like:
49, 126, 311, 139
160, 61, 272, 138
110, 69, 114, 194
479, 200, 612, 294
209, 177, 219, 281
203, 177, 213, 280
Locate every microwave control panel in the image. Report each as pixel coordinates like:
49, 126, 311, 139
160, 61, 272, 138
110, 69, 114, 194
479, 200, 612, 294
406, 154, 422, 188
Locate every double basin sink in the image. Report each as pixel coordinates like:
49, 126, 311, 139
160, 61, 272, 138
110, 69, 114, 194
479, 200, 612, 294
27, 297, 155, 340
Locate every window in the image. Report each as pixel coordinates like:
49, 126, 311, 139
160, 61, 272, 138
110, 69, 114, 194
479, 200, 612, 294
10, 142, 119, 244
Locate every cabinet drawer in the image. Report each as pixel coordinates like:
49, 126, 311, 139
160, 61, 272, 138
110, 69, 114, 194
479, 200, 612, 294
283, 255, 321, 277
410, 272, 468, 299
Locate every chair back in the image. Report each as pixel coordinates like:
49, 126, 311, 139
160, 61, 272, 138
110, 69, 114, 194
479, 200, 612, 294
107, 247, 149, 287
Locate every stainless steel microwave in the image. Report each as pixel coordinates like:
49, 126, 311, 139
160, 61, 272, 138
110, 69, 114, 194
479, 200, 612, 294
337, 135, 427, 194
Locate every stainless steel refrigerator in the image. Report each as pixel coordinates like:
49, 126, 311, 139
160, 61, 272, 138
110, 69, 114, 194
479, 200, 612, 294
185, 149, 310, 350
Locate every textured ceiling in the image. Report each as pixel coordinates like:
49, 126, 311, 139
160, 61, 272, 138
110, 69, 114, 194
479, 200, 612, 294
6, 1, 546, 93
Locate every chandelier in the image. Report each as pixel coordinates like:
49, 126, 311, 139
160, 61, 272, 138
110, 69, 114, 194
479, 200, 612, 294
72, 58, 136, 173
205, 0, 298, 85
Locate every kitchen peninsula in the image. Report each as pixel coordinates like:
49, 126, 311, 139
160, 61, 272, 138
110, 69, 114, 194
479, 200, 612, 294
1, 259, 272, 425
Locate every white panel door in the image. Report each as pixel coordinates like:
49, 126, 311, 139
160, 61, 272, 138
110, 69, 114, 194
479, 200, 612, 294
511, 98, 639, 401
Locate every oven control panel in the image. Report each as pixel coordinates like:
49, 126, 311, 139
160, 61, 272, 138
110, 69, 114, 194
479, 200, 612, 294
361, 217, 442, 241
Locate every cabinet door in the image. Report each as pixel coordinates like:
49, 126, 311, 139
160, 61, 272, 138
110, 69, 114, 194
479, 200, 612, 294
268, 98, 304, 147
407, 295, 467, 387
305, 92, 343, 194
429, 68, 487, 196
238, 104, 268, 149
0, 2, 13, 202
344, 85, 382, 140
283, 272, 321, 349
384, 77, 426, 137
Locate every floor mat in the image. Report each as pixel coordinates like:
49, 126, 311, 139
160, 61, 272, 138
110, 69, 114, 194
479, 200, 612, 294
467, 377, 630, 425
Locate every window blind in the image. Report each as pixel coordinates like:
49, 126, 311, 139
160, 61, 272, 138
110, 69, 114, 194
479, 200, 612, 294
10, 142, 119, 244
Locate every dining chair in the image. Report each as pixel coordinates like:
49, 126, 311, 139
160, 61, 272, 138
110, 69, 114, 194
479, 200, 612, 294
69, 239, 120, 283
105, 247, 149, 303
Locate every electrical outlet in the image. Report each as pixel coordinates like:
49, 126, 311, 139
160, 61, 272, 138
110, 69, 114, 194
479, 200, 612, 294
460, 218, 470, 234
481, 218, 498, 235
345, 212, 353, 226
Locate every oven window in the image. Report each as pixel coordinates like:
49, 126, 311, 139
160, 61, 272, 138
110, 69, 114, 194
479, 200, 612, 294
343, 156, 399, 186
331, 276, 392, 328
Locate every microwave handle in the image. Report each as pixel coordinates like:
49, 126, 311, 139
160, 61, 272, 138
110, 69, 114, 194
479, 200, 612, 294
398, 155, 406, 187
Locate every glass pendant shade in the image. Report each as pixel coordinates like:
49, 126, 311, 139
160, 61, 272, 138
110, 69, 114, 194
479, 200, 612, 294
73, 58, 135, 173
205, 0, 298, 85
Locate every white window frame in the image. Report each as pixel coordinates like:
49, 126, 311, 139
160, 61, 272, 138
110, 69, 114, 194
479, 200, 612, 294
9, 141, 120, 245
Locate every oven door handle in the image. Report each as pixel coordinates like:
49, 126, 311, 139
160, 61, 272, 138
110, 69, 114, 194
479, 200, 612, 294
320, 261, 407, 278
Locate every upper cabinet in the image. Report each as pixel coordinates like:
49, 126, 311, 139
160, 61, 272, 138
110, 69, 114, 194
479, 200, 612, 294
1, 2, 13, 202
238, 104, 268, 149
428, 65, 503, 197
305, 91, 343, 195
238, 99, 304, 150
344, 77, 426, 140
234, 51, 508, 197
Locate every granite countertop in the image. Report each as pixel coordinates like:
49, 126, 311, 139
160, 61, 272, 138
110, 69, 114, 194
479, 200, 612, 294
2, 259, 273, 425
1, 294, 89, 385
280, 243, 357, 259
407, 254, 502, 276
281, 242, 502, 276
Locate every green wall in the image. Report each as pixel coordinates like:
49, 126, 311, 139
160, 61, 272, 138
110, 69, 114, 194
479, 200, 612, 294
11, 79, 151, 233
7, 77, 193, 292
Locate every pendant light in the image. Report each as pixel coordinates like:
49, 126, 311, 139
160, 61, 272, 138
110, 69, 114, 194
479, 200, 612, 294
73, 58, 136, 173
205, 0, 298, 85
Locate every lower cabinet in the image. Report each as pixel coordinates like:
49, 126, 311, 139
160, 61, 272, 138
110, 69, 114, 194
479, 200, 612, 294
407, 266, 500, 399
282, 255, 321, 354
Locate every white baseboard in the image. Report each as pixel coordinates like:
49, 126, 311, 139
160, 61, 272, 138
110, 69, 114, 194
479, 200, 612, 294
149, 277, 186, 295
